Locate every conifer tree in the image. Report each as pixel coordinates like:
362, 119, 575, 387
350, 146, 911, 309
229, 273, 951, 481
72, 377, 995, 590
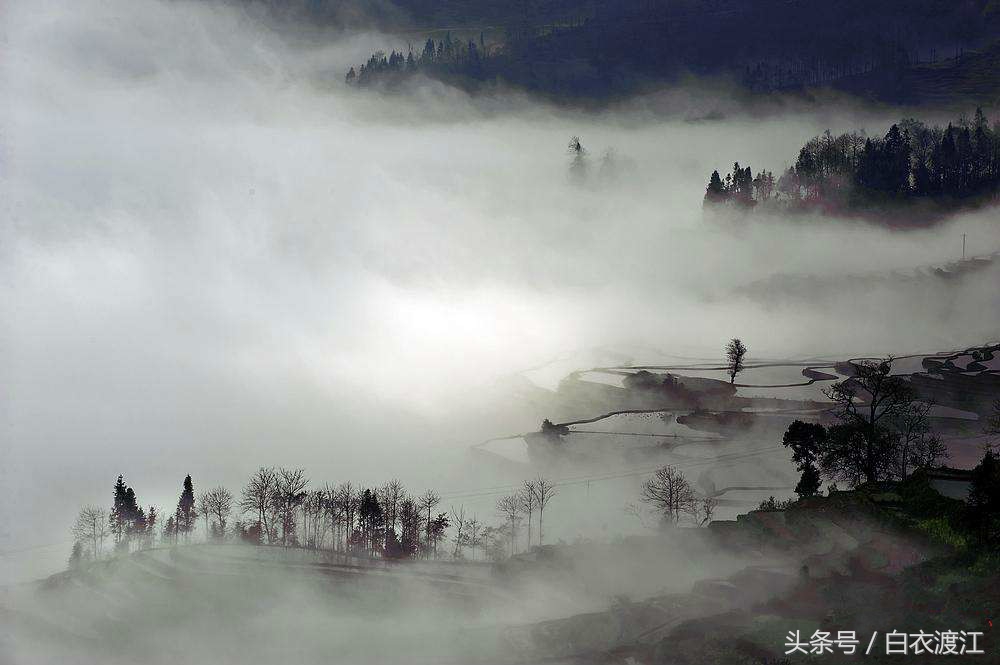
110, 475, 129, 545
68, 541, 85, 570
146, 506, 158, 549
175, 475, 196, 541
163, 516, 177, 544
705, 170, 726, 204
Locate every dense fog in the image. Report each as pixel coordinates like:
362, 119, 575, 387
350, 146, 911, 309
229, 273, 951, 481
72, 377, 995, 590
2, 0, 999, 589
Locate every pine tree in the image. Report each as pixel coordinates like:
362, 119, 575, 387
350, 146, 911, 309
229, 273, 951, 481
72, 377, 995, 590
163, 515, 177, 544
704, 170, 726, 204
110, 475, 129, 545
175, 475, 196, 541
110, 474, 144, 552
68, 541, 85, 570
421, 38, 435, 63
146, 506, 158, 549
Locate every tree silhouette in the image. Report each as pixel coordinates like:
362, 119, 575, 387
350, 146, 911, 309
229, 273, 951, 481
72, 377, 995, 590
892, 399, 947, 478
72, 505, 108, 560
110, 475, 143, 552
466, 517, 482, 560
725, 338, 748, 384
496, 495, 520, 557
531, 476, 557, 545
428, 512, 450, 558
163, 515, 177, 544
198, 490, 211, 539
397, 497, 422, 558
782, 420, 827, 498
68, 541, 85, 570
144, 506, 158, 549
704, 170, 726, 204
274, 468, 308, 547
358, 488, 384, 555
419, 490, 441, 557
450, 505, 468, 559
567, 136, 588, 183
204, 487, 234, 539
822, 357, 922, 485
175, 475, 196, 542
241, 467, 277, 544
110, 475, 129, 546
968, 450, 1000, 545
519, 480, 537, 549
641, 465, 696, 525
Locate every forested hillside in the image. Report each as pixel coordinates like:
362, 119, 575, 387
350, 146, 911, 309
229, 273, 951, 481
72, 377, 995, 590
343, 0, 1000, 101
704, 108, 1000, 222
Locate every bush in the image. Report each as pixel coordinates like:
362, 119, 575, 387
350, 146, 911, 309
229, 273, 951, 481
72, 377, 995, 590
756, 496, 795, 511
916, 516, 969, 551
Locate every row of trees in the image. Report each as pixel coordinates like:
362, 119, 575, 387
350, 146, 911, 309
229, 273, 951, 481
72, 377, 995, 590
493, 477, 558, 556
346, 32, 489, 87
70, 469, 561, 569
705, 108, 1000, 210
70, 474, 223, 564
235, 470, 454, 558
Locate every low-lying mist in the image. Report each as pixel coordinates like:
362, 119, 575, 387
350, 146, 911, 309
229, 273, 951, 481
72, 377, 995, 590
3, 530, 751, 665
2, 0, 999, 576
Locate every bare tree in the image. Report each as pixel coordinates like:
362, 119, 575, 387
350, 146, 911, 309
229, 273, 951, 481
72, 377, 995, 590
333, 482, 356, 552
379, 479, 405, 548
725, 338, 748, 384
496, 494, 520, 557
306, 489, 329, 548
698, 496, 718, 526
319, 483, 339, 550
300, 490, 326, 548
418, 490, 440, 557
274, 468, 308, 546
204, 487, 234, 539
467, 516, 481, 561
641, 465, 696, 525
892, 399, 947, 478
531, 476, 557, 545
450, 505, 467, 559
71, 505, 108, 559
197, 490, 211, 539
519, 480, 537, 549
624, 502, 655, 529
240, 467, 277, 544
347, 485, 363, 552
